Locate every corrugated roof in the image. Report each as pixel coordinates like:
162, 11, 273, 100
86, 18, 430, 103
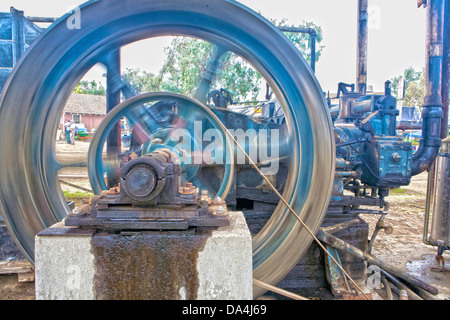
63, 93, 106, 115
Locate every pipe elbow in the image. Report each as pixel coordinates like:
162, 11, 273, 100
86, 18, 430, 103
411, 143, 441, 176
411, 102, 443, 176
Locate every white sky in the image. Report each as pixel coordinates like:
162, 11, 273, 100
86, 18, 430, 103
1, 0, 427, 93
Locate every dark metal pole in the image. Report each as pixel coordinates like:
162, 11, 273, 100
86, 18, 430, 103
25, 16, 57, 23
357, 0, 369, 95
106, 49, 122, 188
411, 0, 444, 175
441, 0, 450, 138
278, 26, 317, 73
425, 0, 444, 103
278, 26, 315, 33
310, 31, 317, 73
11, 7, 24, 65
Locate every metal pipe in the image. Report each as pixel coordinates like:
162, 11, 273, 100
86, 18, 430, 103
11, 7, 25, 65
329, 106, 340, 117
278, 26, 316, 34
335, 171, 358, 177
368, 214, 386, 254
423, 163, 435, 245
441, 0, 450, 139
25, 16, 57, 23
278, 26, 317, 73
425, 0, 445, 101
316, 229, 439, 295
320, 219, 361, 234
357, 0, 369, 95
381, 276, 393, 300
396, 124, 423, 130
379, 269, 423, 300
352, 99, 372, 114
59, 180, 93, 194
58, 175, 89, 179
310, 32, 316, 73
253, 278, 309, 300
412, 0, 445, 176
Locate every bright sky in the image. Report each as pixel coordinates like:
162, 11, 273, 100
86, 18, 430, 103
1, 0, 427, 93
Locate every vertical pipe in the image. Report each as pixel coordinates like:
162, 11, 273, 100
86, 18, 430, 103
412, 0, 444, 175
441, 0, 450, 138
310, 31, 316, 73
106, 49, 122, 188
357, 0, 369, 95
424, 0, 444, 103
278, 26, 317, 72
11, 7, 24, 65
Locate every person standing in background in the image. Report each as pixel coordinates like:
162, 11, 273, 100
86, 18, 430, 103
69, 120, 77, 145
64, 120, 72, 144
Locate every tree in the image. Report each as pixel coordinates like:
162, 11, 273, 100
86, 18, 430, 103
120, 18, 324, 103
404, 73, 425, 109
391, 67, 424, 109
391, 67, 422, 98
121, 69, 162, 94
74, 80, 106, 96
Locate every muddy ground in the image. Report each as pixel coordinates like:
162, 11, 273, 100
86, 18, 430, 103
1, 140, 449, 300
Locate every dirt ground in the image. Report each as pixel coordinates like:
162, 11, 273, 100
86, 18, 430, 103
1, 140, 449, 300
364, 172, 450, 300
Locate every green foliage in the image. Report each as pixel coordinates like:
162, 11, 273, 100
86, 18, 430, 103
159, 37, 214, 96
122, 38, 266, 102
404, 75, 425, 109
121, 69, 162, 94
74, 80, 106, 96
84, 17, 325, 103
391, 67, 424, 109
391, 188, 405, 195
217, 52, 263, 102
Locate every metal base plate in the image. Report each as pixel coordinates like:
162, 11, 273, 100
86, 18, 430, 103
64, 213, 230, 231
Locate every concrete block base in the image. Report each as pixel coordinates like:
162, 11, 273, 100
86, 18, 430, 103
35, 211, 252, 300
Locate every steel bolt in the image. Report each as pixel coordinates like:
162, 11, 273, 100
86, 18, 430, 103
392, 152, 402, 162
129, 152, 138, 160
216, 206, 225, 215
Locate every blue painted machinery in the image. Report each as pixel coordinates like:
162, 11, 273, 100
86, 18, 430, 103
0, 8, 50, 92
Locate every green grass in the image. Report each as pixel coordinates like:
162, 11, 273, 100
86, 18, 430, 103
63, 190, 93, 199
391, 188, 406, 195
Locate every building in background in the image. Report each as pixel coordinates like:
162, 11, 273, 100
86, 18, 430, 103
61, 93, 106, 133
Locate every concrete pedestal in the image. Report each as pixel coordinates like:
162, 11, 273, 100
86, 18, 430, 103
35, 211, 252, 300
